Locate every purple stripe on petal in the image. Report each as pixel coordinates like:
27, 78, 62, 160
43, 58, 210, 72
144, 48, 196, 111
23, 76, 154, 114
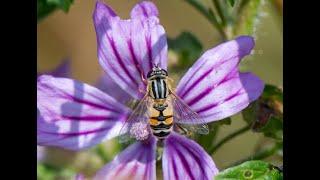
130, 1, 159, 19
106, 34, 139, 87
163, 133, 219, 180
177, 36, 255, 99
176, 36, 264, 123
190, 73, 264, 122
37, 75, 131, 150
93, 1, 167, 99
94, 138, 157, 180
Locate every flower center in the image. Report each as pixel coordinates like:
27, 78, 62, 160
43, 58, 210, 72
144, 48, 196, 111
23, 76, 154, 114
129, 122, 150, 141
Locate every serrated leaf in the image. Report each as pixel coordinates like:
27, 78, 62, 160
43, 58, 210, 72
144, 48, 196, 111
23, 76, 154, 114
168, 32, 203, 70
233, 0, 264, 36
215, 160, 283, 180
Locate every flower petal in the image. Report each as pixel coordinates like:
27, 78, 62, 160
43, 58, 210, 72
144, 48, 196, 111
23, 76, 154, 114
37, 75, 131, 150
94, 138, 157, 180
163, 133, 219, 180
130, 1, 159, 19
37, 59, 71, 78
95, 73, 133, 104
176, 36, 264, 122
93, 1, 167, 99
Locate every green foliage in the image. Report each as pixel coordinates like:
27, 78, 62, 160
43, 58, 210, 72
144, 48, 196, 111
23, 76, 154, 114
168, 32, 203, 71
215, 160, 283, 180
37, 0, 74, 22
233, 0, 264, 36
260, 116, 283, 141
242, 84, 283, 141
37, 163, 75, 180
261, 84, 283, 103
227, 0, 236, 7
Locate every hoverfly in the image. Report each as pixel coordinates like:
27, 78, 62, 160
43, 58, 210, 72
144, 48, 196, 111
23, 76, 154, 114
119, 65, 209, 142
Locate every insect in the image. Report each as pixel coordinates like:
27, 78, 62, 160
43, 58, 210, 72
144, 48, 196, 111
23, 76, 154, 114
119, 66, 209, 142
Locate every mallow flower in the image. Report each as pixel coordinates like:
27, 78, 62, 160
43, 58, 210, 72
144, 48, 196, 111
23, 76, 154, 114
37, 1, 264, 180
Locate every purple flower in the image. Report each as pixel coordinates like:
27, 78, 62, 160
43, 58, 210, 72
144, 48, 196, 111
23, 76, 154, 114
37, 60, 72, 163
37, 1, 264, 180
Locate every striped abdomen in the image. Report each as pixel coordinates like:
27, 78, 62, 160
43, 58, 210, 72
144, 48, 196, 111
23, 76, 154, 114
149, 103, 173, 139
149, 77, 169, 100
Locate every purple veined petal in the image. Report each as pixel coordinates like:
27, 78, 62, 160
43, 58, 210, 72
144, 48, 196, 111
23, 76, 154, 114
95, 72, 133, 105
162, 133, 219, 180
176, 36, 264, 123
37, 75, 131, 150
130, 1, 159, 20
192, 72, 264, 122
93, 1, 167, 99
37, 59, 71, 78
94, 138, 157, 180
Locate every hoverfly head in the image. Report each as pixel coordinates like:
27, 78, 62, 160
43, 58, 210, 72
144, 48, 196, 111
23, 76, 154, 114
147, 64, 168, 79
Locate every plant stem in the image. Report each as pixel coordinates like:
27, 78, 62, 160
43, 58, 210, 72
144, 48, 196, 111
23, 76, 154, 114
229, 143, 282, 167
209, 124, 251, 154
212, 0, 226, 25
184, 0, 227, 40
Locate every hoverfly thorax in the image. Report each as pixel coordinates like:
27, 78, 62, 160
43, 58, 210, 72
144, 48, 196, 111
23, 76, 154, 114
119, 66, 209, 143
147, 66, 170, 101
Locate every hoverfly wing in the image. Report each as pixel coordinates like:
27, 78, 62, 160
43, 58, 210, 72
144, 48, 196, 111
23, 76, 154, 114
169, 91, 209, 135
118, 94, 152, 143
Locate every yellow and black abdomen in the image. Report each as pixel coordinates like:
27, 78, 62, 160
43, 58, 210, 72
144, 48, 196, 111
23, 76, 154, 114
149, 103, 173, 139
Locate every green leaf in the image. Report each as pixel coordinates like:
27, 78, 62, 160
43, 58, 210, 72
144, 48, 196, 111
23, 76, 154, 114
233, 0, 264, 36
227, 0, 236, 7
37, 0, 74, 22
47, 0, 74, 12
215, 160, 283, 180
260, 116, 283, 141
242, 101, 259, 125
262, 84, 283, 103
168, 32, 203, 71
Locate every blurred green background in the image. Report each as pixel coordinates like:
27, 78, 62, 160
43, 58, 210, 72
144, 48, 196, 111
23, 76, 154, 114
37, 0, 282, 178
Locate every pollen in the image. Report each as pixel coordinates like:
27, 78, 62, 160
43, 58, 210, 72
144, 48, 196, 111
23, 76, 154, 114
129, 122, 150, 141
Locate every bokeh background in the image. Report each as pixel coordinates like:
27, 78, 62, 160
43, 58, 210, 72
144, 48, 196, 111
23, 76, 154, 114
38, 0, 282, 178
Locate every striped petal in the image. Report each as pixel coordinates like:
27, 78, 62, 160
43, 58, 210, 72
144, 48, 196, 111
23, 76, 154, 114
130, 1, 159, 20
176, 36, 264, 123
37, 75, 131, 150
163, 133, 219, 180
94, 138, 157, 180
93, 1, 167, 99
96, 73, 133, 105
